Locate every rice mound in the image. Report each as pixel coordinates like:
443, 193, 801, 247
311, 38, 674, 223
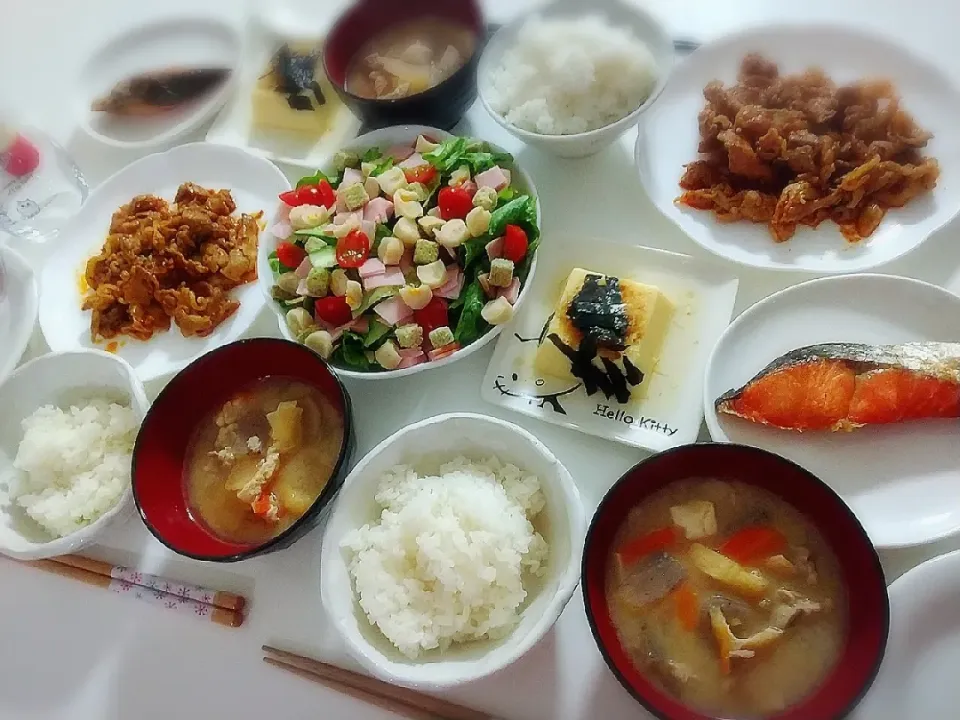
342, 456, 549, 659
13, 400, 138, 538
486, 14, 658, 135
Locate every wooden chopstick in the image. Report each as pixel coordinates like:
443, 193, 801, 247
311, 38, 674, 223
53, 554, 246, 612
22, 558, 244, 628
262, 646, 495, 720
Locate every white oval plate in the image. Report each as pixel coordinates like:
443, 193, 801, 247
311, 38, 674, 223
77, 17, 241, 149
258, 125, 541, 381
39, 143, 290, 384
0, 246, 38, 384
854, 550, 960, 719
636, 24, 960, 273
704, 274, 960, 548
483, 239, 739, 453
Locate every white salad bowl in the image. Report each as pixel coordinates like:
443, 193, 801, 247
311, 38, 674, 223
319, 413, 586, 689
258, 124, 542, 381
0, 349, 149, 560
477, 0, 675, 158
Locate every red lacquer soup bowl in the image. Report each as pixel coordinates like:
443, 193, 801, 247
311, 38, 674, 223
132, 338, 355, 562
582, 443, 889, 720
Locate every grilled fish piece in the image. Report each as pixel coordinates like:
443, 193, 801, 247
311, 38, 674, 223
716, 342, 960, 431
91, 67, 230, 116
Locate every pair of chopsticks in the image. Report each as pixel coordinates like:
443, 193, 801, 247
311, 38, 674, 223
22, 554, 247, 628
262, 646, 497, 720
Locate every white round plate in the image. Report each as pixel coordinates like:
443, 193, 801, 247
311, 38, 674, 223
636, 24, 960, 273
0, 246, 38, 384
704, 274, 960, 549
77, 17, 241, 149
39, 143, 290, 384
854, 550, 960, 719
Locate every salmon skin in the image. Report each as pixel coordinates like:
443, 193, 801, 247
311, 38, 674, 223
91, 67, 230, 116
716, 342, 960, 431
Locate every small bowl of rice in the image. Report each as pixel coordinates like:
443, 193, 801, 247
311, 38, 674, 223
0, 349, 148, 560
478, 0, 674, 158
319, 412, 585, 688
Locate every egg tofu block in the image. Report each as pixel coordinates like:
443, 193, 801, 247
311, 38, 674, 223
534, 268, 674, 399
252, 43, 338, 136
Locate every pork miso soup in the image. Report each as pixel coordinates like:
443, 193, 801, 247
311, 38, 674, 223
606, 479, 848, 718
184, 377, 344, 545
345, 17, 476, 100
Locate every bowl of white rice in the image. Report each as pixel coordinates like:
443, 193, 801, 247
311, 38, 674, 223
478, 0, 674, 158
319, 412, 585, 689
0, 349, 148, 560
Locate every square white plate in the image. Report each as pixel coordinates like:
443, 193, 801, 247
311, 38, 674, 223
481, 239, 739, 451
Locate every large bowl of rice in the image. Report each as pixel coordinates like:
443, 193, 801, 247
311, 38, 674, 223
477, 0, 674, 158
319, 412, 585, 689
0, 349, 148, 560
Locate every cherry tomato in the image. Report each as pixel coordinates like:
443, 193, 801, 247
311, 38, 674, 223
1, 134, 39, 177
279, 189, 304, 207
276, 242, 307, 269
437, 186, 473, 220
414, 296, 449, 336
336, 229, 370, 269
502, 225, 529, 263
298, 180, 337, 208
403, 165, 437, 185
314, 296, 353, 327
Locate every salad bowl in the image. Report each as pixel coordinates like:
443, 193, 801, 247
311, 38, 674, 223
257, 124, 541, 380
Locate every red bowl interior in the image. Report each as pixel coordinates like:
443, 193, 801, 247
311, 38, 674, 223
582, 443, 889, 720
323, 0, 484, 91
132, 339, 352, 561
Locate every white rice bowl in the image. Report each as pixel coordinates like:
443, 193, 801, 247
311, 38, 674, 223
320, 414, 585, 689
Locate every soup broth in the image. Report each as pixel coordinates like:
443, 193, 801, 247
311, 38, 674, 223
345, 17, 476, 100
184, 377, 344, 545
606, 479, 847, 719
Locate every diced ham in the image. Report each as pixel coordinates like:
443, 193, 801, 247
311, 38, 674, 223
361, 220, 376, 241
428, 343, 460, 361
295, 256, 313, 279
399, 250, 414, 276
341, 167, 363, 187
475, 166, 510, 191
461, 180, 478, 198
486, 236, 504, 260
348, 316, 369, 334
397, 355, 426, 370
276, 203, 291, 223
363, 267, 405, 290
271, 222, 292, 240
335, 194, 347, 213
498, 277, 521, 305
398, 348, 424, 360
386, 144, 415, 162
363, 197, 394, 224
399, 152, 426, 169
359, 258, 386, 278
315, 317, 345, 342
373, 295, 414, 326
435, 265, 464, 300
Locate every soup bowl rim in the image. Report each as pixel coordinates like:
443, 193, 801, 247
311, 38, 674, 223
581, 441, 890, 720
131, 337, 354, 563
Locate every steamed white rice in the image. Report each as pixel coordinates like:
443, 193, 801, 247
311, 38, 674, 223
486, 14, 658, 135
342, 456, 549, 659
12, 400, 138, 538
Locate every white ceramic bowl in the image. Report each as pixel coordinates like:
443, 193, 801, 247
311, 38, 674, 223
0, 350, 149, 560
0, 246, 38, 384
258, 124, 542, 381
319, 413, 585, 689
477, 0, 674, 158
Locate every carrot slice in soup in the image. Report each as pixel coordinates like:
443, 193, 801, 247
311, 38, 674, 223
616, 526, 678, 567
673, 583, 700, 632
719, 526, 787, 564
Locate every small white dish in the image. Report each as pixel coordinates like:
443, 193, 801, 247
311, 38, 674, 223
854, 549, 960, 719
39, 142, 290, 384
319, 413, 585, 689
482, 240, 738, 452
478, 0, 674, 159
77, 17, 242, 149
636, 24, 960, 273
258, 124, 541, 381
205, 24, 361, 169
0, 246, 38, 384
0, 350, 149, 560
704, 274, 960, 549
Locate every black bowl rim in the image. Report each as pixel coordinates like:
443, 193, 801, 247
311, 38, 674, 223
131, 337, 355, 563
580, 442, 890, 720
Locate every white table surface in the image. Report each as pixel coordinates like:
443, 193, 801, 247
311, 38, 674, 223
2, 1, 959, 718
